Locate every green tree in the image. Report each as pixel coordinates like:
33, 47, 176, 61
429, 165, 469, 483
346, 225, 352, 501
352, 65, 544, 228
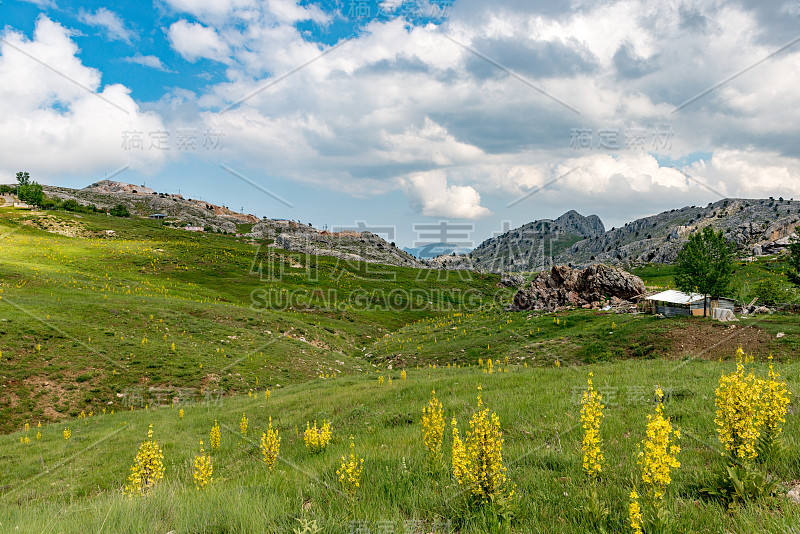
109, 204, 130, 217
754, 277, 783, 305
674, 226, 736, 316
16, 171, 43, 208
787, 235, 800, 288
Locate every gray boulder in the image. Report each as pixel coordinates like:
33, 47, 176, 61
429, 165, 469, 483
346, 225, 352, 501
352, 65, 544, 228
512, 264, 646, 312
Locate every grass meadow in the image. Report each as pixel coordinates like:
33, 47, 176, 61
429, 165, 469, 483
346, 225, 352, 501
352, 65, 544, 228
2, 206, 800, 532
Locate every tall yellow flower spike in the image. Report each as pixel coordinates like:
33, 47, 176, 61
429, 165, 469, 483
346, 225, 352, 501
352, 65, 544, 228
210, 420, 221, 450
336, 436, 364, 497
193, 440, 213, 490
240, 413, 249, 437
421, 390, 445, 458
124, 423, 165, 496
304, 420, 332, 453
637, 387, 680, 500
580, 372, 604, 478
714, 347, 764, 459
260, 417, 281, 469
628, 489, 643, 534
450, 384, 513, 504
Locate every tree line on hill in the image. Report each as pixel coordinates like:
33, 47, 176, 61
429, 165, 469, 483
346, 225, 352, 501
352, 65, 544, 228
4, 171, 129, 217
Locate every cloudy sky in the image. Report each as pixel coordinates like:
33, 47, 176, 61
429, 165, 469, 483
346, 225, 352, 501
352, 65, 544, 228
2, 0, 800, 247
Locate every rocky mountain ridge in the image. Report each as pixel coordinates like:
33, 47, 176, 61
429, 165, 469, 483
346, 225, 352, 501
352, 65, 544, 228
431, 198, 800, 273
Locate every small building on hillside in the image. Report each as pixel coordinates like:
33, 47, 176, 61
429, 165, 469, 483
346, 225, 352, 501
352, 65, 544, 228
644, 290, 736, 317
149, 213, 167, 219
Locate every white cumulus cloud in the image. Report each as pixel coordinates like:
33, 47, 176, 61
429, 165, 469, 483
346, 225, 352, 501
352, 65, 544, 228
168, 20, 230, 63
0, 16, 168, 181
404, 170, 491, 219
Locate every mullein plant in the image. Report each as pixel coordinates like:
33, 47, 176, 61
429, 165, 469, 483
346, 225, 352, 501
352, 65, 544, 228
210, 420, 221, 450
580, 373, 608, 526
240, 413, 248, 438
707, 348, 789, 502
193, 440, 213, 490
260, 416, 281, 469
421, 390, 445, 464
714, 348, 763, 461
451, 385, 515, 512
336, 436, 364, 497
580, 373, 604, 478
124, 423, 165, 496
631, 387, 680, 532
756, 355, 791, 457
304, 420, 332, 453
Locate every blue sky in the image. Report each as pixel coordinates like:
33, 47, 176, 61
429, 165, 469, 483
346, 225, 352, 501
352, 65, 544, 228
2, 0, 800, 247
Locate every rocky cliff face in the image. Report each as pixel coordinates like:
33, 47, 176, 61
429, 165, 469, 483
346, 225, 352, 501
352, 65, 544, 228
553, 210, 605, 238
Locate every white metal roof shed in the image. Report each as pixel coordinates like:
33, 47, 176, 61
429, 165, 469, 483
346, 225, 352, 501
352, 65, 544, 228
645, 290, 706, 304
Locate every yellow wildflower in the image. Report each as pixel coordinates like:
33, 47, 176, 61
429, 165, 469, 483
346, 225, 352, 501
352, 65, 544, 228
421, 390, 445, 459
714, 348, 764, 459
760, 355, 791, 445
124, 423, 165, 495
193, 440, 213, 490
210, 420, 221, 450
637, 387, 680, 500
336, 436, 364, 497
260, 416, 280, 469
628, 489, 643, 534
240, 413, 249, 437
451, 386, 513, 503
304, 420, 332, 453
580, 372, 604, 478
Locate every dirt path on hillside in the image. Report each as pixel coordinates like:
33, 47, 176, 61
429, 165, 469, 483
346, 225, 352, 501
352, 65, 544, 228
663, 320, 780, 360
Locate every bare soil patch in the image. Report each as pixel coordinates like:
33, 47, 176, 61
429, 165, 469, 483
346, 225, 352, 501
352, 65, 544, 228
662, 320, 779, 360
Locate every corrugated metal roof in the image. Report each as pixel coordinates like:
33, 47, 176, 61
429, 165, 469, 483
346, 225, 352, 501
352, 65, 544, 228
645, 290, 706, 304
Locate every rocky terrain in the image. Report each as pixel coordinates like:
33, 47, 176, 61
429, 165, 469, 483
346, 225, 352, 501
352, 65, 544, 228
43, 180, 259, 233
511, 264, 646, 312
433, 198, 800, 273
35, 182, 800, 273
246, 220, 424, 268
39, 181, 423, 268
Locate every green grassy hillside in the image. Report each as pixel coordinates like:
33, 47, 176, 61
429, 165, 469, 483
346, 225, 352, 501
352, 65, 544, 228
3, 360, 800, 533
0, 207, 506, 434
3, 205, 800, 533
